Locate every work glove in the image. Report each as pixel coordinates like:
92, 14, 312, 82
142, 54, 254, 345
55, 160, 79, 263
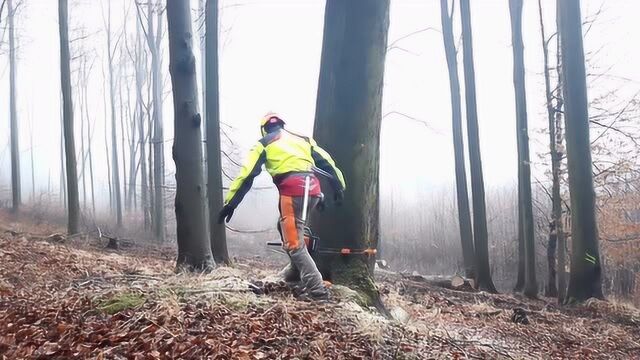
218, 205, 235, 224
334, 189, 344, 206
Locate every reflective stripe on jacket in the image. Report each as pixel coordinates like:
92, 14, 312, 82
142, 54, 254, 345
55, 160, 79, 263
224, 129, 346, 207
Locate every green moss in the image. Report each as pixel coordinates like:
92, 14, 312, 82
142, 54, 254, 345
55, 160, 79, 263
98, 292, 145, 314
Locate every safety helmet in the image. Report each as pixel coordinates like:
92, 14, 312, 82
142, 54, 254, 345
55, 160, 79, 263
260, 112, 285, 136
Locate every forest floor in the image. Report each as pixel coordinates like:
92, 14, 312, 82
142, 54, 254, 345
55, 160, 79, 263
1, 210, 639, 359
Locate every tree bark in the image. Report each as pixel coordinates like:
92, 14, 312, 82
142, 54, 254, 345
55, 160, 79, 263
538, 0, 561, 299
312, 0, 389, 309
439, 0, 475, 279
147, 0, 166, 242
166, 0, 214, 271
205, 0, 229, 264
58, 0, 80, 234
134, 22, 151, 230
509, 0, 537, 298
555, 0, 567, 304
558, 0, 604, 302
459, 0, 497, 293
8, 0, 20, 212
106, 1, 123, 228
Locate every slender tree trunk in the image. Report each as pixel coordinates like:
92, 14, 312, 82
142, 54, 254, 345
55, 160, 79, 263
79, 72, 87, 210
558, 0, 603, 303
166, 0, 214, 271
84, 75, 96, 217
106, 1, 123, 228
538, 0, 560, 299
459, 0, 497, 293
312, 0, 390, 310
30, 122, 35, 203
59, 105, 67, 210
440, 0, 475, 278
509, 0, 537, 298
555, 0, 568, 304
119, 80, 129, 212
205, 0, 229, 264
147, 0, 166, 242
8, 0, 20, 212
135, 27, 150, 229
58, 0, 80, 234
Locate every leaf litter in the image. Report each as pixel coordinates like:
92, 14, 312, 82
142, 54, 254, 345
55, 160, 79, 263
1, 215, 639, 359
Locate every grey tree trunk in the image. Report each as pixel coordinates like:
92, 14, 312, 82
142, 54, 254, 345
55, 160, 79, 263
312, 0, 390, 310
509, 0, 537, 298
84, 75, 96, 217
8, 0, 20, 212
58, 0, 80, 234
106, 1, 123, 228
440, 0, 475, 278
59, 106, 67, 210
459, 0, 497, 293
147, 0, 166, 242
205, 0, 229, 264
538, 0, 561, 299
30, 121, 34, 203
166, 0, 214, 271
558, 0, 603, 302
134, 24, 150, 230
555, 0, 567, 304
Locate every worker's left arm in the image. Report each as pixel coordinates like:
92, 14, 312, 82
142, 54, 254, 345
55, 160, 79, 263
224, 143, 267, 208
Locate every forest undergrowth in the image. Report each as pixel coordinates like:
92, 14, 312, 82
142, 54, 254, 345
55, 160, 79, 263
0, 210, 639, 359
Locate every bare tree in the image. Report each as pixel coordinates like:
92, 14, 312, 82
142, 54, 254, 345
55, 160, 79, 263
166, 0, 214, 270
58, 0, 80, 234
459, 0, 497, 293
312, 0, 390, 310
509, 0, 537, 298
139, 0, 167, 242
558, 0, 603, 302
8, 0, 20, 212
439, 0, 475, 278
205, 0, 229, 264
538, 0, 565, 300
103, 0, 123, 228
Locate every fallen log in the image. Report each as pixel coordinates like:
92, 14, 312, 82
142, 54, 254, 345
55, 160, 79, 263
404, 273, 476, 292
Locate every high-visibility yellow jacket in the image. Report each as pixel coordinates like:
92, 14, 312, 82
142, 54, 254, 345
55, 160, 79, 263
224, 129, 346, 207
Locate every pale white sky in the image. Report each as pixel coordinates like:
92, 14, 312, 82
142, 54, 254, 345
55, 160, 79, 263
0, 0, 638, 226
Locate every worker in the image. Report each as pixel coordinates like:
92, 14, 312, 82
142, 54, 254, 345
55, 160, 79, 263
218, 112, 346, 300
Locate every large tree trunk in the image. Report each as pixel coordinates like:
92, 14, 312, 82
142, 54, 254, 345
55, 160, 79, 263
166, 0, 214, 271
509, 0, 537, 298
439, 0, 475, 278
538, 0, 561, 299
205, 0, 229, 264
8, 0, 20, 212
459, 0, 497, 293
555, 0, 568, 304
106, 1, 123, 228
312, 0, 389, 308
558, 0, 603, 302
58, 0, 80, 234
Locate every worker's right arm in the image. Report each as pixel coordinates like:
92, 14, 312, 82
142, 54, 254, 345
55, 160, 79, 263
310, 139, 346, 192
224, 142, 266, 209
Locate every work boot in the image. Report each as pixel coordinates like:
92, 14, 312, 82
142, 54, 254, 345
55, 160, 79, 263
297, 289, 330, 302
